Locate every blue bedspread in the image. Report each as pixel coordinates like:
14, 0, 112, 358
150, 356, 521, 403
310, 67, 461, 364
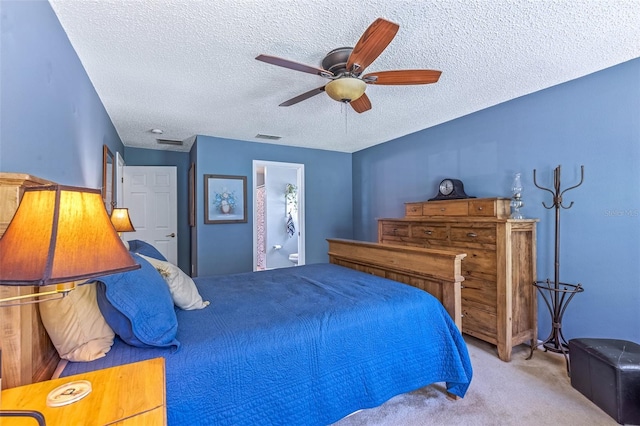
62, 263, 472, 425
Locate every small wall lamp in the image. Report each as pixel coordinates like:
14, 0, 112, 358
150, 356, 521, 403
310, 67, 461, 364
110, 207, 136, 236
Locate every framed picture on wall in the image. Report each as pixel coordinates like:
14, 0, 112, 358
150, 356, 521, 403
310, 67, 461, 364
204, 174, 247, 224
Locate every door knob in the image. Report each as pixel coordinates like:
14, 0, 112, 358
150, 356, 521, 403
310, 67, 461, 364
166, 233, 176, 238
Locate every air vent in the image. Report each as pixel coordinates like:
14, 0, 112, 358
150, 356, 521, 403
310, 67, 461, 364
255, 134, 282, 141
156, 138, 183, 146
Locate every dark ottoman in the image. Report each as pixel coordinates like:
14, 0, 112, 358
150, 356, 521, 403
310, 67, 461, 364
569, 338, 640, 425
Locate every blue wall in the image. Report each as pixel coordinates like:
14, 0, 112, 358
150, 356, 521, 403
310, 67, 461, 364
124, 147, 191, 274
194, 136, 353, 276
353, 58, 640, 343
0, 0, 124, 186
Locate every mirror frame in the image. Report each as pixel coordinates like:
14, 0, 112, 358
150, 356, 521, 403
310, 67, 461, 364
102, 145, 115, 214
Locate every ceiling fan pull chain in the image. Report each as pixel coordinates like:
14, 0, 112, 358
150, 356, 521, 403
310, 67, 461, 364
344, 102, 349, 134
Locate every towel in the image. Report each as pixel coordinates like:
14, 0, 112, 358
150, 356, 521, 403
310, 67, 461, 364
286, 212, 295, 237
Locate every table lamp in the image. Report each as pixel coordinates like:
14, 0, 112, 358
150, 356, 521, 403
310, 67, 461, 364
0, 184, 140, 304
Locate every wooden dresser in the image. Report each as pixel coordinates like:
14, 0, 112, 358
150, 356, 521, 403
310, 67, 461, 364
378, 197, 537, 361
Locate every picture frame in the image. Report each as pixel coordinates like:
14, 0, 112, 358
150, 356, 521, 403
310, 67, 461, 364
204, 174, 247, 224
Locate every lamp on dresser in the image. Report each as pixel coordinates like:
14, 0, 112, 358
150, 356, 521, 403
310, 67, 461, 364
0, 184, 140, 424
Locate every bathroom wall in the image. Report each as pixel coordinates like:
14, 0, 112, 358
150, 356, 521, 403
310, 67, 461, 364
265, 165, 299, 269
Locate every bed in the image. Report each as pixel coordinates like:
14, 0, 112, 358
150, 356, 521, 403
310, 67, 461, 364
55, 240, 472, 425
0, 175, 471, 424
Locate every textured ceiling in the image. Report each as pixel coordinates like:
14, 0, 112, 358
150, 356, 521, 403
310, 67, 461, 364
49, 0, 640, 153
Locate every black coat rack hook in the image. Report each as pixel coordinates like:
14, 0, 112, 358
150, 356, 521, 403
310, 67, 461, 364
533, 165, 584, 210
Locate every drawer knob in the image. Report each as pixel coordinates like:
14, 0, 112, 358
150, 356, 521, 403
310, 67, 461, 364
440, 208, 446, 211
424, 230, 433, 235
477, 206, 483, 210
467, 232, 477, 237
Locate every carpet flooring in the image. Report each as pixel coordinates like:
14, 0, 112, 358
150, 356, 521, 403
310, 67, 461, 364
334, 335, 618, 425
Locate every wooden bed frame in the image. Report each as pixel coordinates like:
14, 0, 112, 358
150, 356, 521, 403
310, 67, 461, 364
0, 175, 466, 390
328, 238, 466, 330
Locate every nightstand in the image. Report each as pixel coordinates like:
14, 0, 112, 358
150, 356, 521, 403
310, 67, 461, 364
1, 357, 166, 425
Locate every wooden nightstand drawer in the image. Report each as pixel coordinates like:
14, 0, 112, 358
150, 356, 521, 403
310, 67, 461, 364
113, 406, 166, 425
1, 358, 167, 426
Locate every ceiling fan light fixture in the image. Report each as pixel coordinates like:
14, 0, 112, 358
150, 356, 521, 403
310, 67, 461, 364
325, 78, 366, 103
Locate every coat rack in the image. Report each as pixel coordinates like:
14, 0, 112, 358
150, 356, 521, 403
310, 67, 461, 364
528, 165, 585, 375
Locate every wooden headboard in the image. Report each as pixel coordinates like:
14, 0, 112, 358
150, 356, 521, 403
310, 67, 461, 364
0, 173, 60, 388
327, 238, 466, 329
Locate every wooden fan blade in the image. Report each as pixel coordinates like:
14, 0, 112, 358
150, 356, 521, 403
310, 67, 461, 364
350, 93, 372, 113
256, 54, 334, 77
346, 18, 399, 74
363, 70, 442, 85
279, 86, 326, 107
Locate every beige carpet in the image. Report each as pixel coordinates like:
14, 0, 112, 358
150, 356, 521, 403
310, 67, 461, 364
334, 336, 617, 426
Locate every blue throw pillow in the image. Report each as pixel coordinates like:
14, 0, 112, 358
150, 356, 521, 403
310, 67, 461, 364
127, 239, 167, 261
96, 254, 179, 350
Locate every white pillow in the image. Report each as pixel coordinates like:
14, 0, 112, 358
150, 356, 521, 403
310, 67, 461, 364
138, 254, 210, 310
40, 282, 115, 361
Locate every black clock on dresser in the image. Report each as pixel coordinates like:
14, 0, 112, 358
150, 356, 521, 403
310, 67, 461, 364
428, 178, 475, 201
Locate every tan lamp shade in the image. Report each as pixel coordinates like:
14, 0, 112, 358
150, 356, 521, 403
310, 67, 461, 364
325, 77, 367, 102
110, 208, 136, 233
0, 185, 140, 286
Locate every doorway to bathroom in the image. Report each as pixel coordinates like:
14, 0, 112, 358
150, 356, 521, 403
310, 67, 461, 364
252, 160, 305, 271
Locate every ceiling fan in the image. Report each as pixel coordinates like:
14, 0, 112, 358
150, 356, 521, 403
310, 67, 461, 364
255, 17, 441, 114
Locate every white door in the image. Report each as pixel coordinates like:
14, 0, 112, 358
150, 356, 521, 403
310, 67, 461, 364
115, 152, 125, 207
123, 166, 178, 264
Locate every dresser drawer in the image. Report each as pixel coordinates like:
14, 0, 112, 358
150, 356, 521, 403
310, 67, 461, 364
450, 225, 496, 245
461, 277, 497, 311
410, 224, 448, 241
468, 198, 511, 218
468, 199, 497, 216
405, 203, 423, 216
380, 222, 409, 237
462, 304, 497, 342
422, 201, 468, 216
459, 248, 497, 279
